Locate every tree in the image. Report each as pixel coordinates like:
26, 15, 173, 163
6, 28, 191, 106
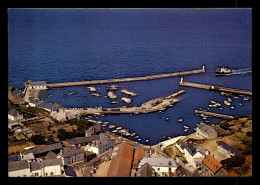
47, 135, 55, 145
57, 129, 68, 141
220, 154, 246, 170
31, 134, 46, 145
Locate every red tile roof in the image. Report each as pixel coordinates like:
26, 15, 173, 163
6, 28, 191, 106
107, 141, 134, 177
133, 149, 145, 166
202, 154, 223, 174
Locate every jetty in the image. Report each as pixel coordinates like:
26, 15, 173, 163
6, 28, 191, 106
194, 110, 234, 119
46, 66, 205, 88
179, 76, 252, 96
62, 90, 185, 120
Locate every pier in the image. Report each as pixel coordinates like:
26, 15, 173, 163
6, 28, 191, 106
195, 110, 234, 119
179, 77, 252, 96
64, 90, 185, 120
47, 66, 205, 88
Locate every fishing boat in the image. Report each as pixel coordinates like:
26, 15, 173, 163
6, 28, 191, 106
121, 97, 132, 104
111, 100, 119, 104
177, 118, 183, 122
165, 117, 170, 121
107, 91, 117, 99
107, 84, 119, 91
125, 132, 131, 137
109, 125, 116, 129
91, 93, 101, 97
135, 136, 139, 139
131, 133, 136, 137
112, 130, 118, 133
86, 86, 97, 92
224, 100, 231, 106
210, 100, 216, 104
216, 66, 233, 75
121, 89, 138, 96
116, 127, 122, 130
145, 139, 149, 143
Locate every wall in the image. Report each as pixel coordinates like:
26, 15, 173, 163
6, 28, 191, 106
42, 165, 61, 177
8, 168, 31, 177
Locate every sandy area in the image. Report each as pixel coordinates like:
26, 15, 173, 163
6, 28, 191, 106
92, 160, 111, 177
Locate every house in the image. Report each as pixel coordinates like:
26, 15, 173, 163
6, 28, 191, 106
107, 141, 134, 177
183, 143, 207, 169
196, 122, 217, 139
8, 87, 23, 100
217, 141, 242, 158
23, 142, 62, 158
8, 120, 22, 130
59, 146, 84, 165
67, 135, 100, 147
201, 154, 228, 177
45, 151, 58, 160
85, 133, 112, 155
38, 158, 63, 177
22, 152, 35, 162
8, 160, 31, 177
50, 103, 66, 122
28, 81, 47, 90
175, 138, 187, 153
36, 101, 53, 112
30, 161, 42, 177
85, 124, 103, 137
138, 157, 178, 177
8, 109, 23, 121
136, 163, 156, 177
8, 154, 22, 162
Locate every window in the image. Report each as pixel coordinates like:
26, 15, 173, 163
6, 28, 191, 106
51, 172, 54, 176
157, 168, 160, 171
45, 173, 48, 176
35, 172, 39, 176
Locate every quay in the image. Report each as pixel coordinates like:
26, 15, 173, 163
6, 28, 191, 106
194, 110, 234, 119
179, 76, 252, 96
64, 90, 185, 119
47, 66, 205, 88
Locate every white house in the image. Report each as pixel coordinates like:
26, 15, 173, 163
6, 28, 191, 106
138, 157, 178, 177
196, 122, 217, 139
183, 144, 207, 169
85, 133, 112, 155
28, 81, 47, 90
8, 109, 23, 121
217, 141, 242, 158
38, 158, 63, 177
175, 138, 187, 153
30, 161, 42, 177
8, 160, 31, 177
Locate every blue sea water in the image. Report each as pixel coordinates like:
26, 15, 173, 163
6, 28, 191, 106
8, 8, 252, 145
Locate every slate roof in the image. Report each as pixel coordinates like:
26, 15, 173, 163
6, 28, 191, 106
36, 101, 53, 110
8, 160, 30, 172
85, 124, 102, 135
24, 143, 62, 155
29, 81, 47, 87
197, 123, 217, 136
176, 139, 187, 150
30, 161, 41, 171
218, 141, 242, 155
202, 154, 223, 174
8, 155, 22, 162
185, 143, 197, 156
39, 158, 63, 168
107, 142, 134, 177
138, 157, 178, 168
65, 166, 77, 177
138, 163, 155, 177
45, 151, 58, 160
62, 146, 84, 158
67, 135, 99, 145
91, 133, 112, 148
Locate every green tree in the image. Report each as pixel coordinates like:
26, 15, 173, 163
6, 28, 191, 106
220, 154, 246, 170
31, 134, 46, 145
47, 135, 55, 145
57, 129, 68, 141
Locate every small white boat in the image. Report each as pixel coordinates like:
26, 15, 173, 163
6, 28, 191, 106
210, 100, 216, 104
111, 100, 119, 104
228, 98, 232, 102
101, 124, 107, 127
91, 93, 101, 97
131, 133, 136, 137
183, 125, 189, 129
243, 97, 250, 101
112, 130, 118, 133
109, 125, 116, 129
116, 127, 122, 130
121, 97, 132, 104
165, 117, 170, 121
103, 122, 109, 124
219, 107, 223, 110
234, 96, 240, 99
209, 104, 213, 107
87, 86, 97, 92
224, 100, 231, 106
168, 137, 171, 139
135, 136, 139, 139
138, 138, 141, 141
231, 106, 235, 109
177, 118, 183, 122
239, 103, 243, 106
145, 139, 149, 143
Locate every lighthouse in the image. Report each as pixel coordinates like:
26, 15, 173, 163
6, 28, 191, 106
180, 75, 184, 84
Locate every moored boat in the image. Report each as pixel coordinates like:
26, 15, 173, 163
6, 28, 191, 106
216, 66, 233, 75
177, 118, 183, 122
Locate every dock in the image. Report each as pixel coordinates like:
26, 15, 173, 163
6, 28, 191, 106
195, 110, 234, 119
179, 77, 252, 96
47, 66, 205, 88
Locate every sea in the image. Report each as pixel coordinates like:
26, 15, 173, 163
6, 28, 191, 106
8, 8, 252, 145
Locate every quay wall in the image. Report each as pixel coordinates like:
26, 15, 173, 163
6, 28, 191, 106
47, 68, 205, 88
195, 110, 234, 119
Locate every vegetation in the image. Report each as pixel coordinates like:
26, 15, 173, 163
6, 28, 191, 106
220, 154, 246, 170
47, 135, 55, 145
57, 128, 77, 141
31, 134, 46, 145
66, 118, 94, 132
218, 121, 231, 131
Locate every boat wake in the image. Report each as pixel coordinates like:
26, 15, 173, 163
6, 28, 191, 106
217, 67, 251, 76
